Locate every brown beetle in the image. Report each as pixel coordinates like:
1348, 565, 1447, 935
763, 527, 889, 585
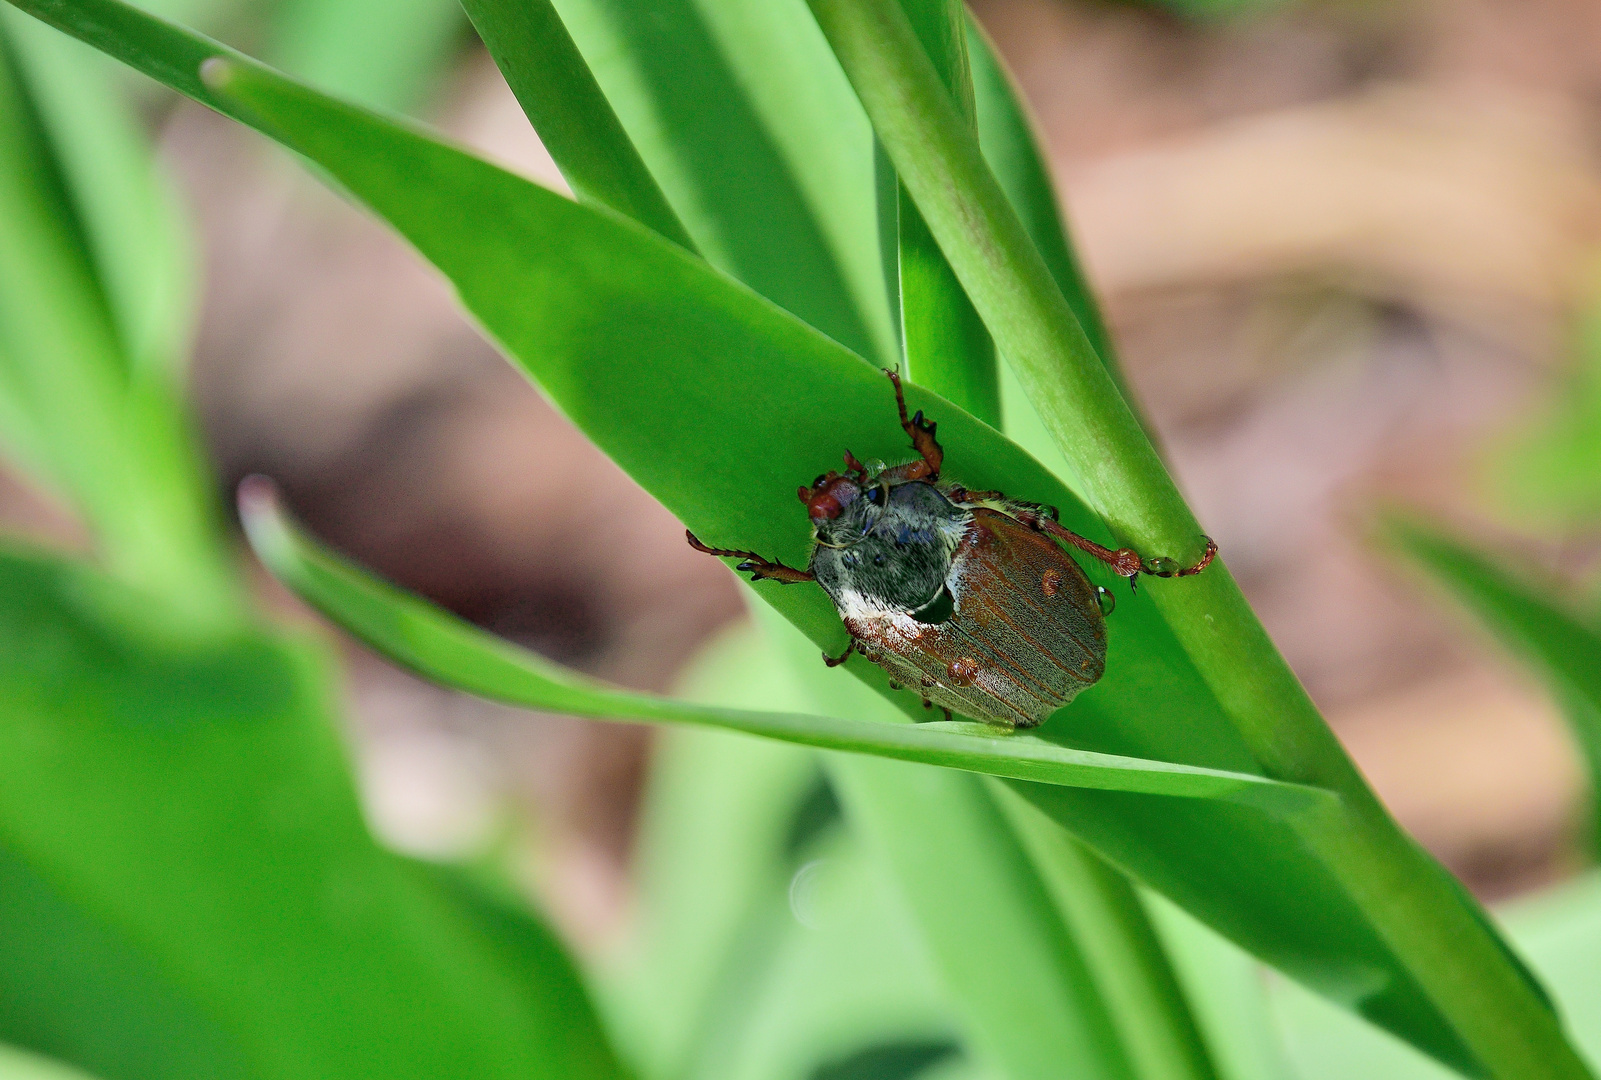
688, 371, 1215, 727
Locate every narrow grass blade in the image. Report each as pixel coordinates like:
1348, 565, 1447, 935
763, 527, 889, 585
2, 8, 192, 382
550, 0, 890, 364
966, 17, 1118, 383
889, 0, 996, 421
1385, 515, 1601, 850
876, 9, 1210, 1079
241, 479, 1325, 809
456, 0, 692, 249
994, 786, 1220, 1080
828, 759, 1136, 1080
0, 17, 232, 620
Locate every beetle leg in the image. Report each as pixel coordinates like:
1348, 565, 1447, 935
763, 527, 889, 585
1023, 517, 1218, 591
843, 449, 869, 483
686, 531, 815, 584
822, 639, 857, 668
1142, 536, 1220, 581
941, 707, 953, 722
947, 486, 1061, 524
882, 369, 943, 482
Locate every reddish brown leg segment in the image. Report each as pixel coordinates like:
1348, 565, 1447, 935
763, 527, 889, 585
1001, 510, 1217, 593
686, 531, 815, 584
883, 369, 942, 481
823, 640, 857, 667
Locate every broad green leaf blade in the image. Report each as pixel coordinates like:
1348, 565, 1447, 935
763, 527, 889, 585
550, 0, 893, 365
1385, 515, 1601, 847
2, 6, 1537, 1073
0, 844, 246, 1080
241, 481, 1323, 808
455, 0, 692, 249
0, 542, 629, 1080
890, 0, 996, 422
269, 0, 459, 112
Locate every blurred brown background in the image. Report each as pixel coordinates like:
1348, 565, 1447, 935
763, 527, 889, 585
8, 0, 1600, 945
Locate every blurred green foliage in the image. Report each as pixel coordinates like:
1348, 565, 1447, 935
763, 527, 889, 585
2, 0, 1601, 1079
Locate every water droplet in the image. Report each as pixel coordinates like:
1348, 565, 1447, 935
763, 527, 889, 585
1096, 586, 1116, 616
789, 860, 827, 928
1148, 556, 1180, 576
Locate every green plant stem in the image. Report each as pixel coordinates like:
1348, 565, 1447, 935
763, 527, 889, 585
804, 0, 1592, 1076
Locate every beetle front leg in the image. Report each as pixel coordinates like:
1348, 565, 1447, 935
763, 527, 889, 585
881, 369, 943, 482
686, 531, 815, 584
822, 639, 857, 667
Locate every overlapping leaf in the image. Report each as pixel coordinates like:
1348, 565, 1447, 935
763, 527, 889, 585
0, 544, 629, 1080
0, 1, 1540, 1072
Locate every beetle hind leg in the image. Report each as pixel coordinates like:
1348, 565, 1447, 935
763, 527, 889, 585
686, 531, 814, 584
1025, 517, 1217, 591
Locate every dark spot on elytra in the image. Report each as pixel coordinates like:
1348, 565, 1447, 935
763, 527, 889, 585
948, 657, 979, 687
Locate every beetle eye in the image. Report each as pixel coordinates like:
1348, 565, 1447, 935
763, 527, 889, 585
867, 487, 884, 505
812, 474, 828, 488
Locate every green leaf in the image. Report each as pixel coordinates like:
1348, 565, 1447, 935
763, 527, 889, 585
875, 13, 1209, 1079
1384, 515, 1601, 849
0, 542, 630, 1080
1490, 298, 1601, 528
241, 482, 1320, 808
3, 5, 1557, 1074
0, 844, 246, 1080
887, 0, 996, 423
268, 0, 460, 113
829, 757, 1136, 1080
993, 787, 1219, 1080
456, 0, 691, 249
548, 0, 892, 365
605, 627, 827, 1079
0, 16, 231, 621
1, 7, 192, 383
966, 15, 1119, 388
0, 1045, 105, 1080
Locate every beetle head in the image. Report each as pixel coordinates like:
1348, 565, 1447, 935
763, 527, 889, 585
798, 472, 862, 524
